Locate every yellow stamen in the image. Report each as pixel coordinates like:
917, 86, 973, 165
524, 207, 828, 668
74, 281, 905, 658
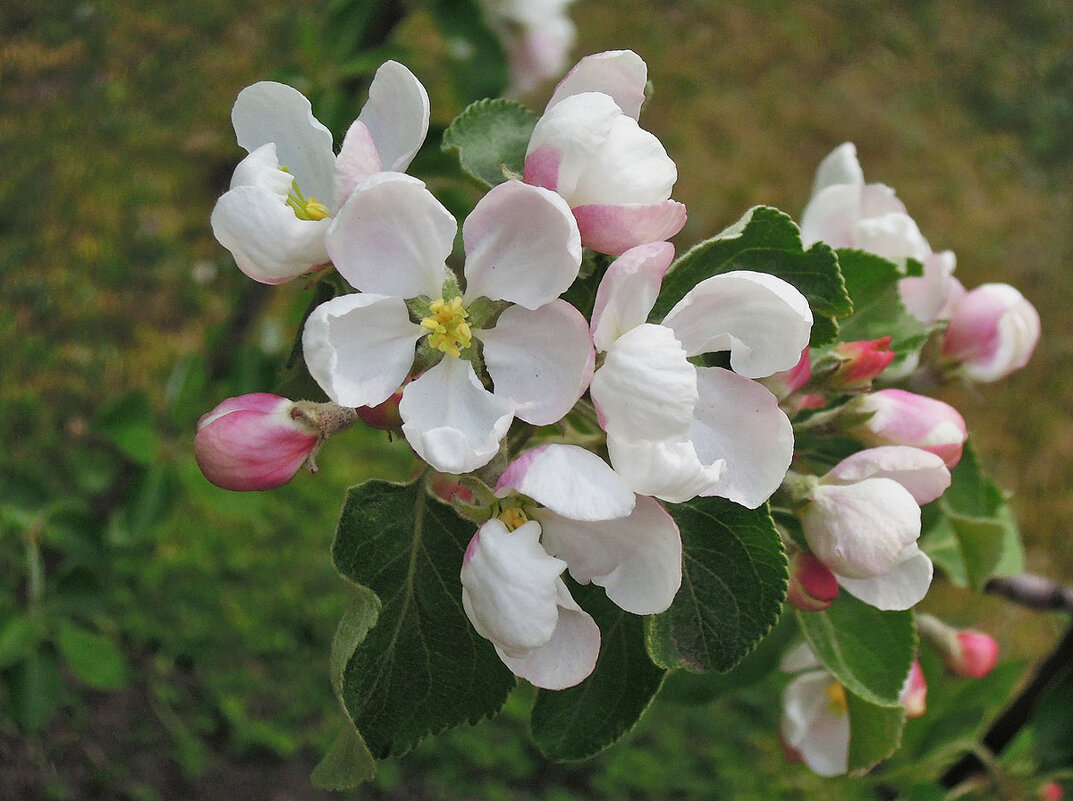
420, 296, 472, 358
303, 198, 330, 220
825, 681, 848, 714
284, 176, 332, 222
498, 508, 528, 531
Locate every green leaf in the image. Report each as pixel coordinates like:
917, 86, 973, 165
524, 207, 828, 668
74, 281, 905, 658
442, 98, 539, 187
796, 594, 915, 707
92, 390, 160, 464
10, 647, 63, 731
332, 479, 515, 759
312, 724, 378, 790
0, 616, 39, 669
645, 497, 786, 673
530, 583, 665, 761
834, 249, 930, 373
651, 206, 851, 347
846, 689, 906, 772
56, 620, 129, 690
1028, 662, 1073, 770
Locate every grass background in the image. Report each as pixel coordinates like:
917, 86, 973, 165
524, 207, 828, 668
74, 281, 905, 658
2, 0, 1071, 798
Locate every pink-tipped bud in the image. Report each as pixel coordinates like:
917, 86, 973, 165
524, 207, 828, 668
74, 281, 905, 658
1038, 782, 1064, 801
787, 552, 840, 612
900, 661, 927, 719
195, 394, 319, 491
849, 389, 967, 468
942, 283, 1040, 383
829, 337, 895, 390
429, 473, 476, 505
948, 631, 1000, 679
765, 347, 812, 400
355, 389, 403, 431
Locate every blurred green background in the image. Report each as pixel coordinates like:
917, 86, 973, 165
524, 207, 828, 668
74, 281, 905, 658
3, 0, 1072, 798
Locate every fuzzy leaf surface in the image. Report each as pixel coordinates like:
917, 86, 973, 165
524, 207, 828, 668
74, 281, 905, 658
443, 98, 539, 187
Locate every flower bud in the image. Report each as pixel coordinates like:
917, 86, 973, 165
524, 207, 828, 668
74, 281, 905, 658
766, 347, 812, 399
195, 394, 319, 491
900, 661, 927, 719
848, 389, 967, 468
949, 630, 1000, 679
786, 552, 839, 612
355, 389, 403, 431
942, 283, 1040, 383
1038, 782, 1064, 801
828, 337, 894, 391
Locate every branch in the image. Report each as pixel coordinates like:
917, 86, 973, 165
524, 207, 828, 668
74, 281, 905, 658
984, 573, 1073, 613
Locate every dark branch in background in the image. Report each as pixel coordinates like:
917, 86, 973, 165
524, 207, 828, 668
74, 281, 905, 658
940, 573, 1073, 789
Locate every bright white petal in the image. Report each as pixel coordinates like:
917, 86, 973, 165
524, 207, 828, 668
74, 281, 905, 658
462, 181, 581, 309
481, 300, 594, 426
301, 293, 423, 406
781, 671, 850, 777
536, 495, 681, 614
590, 242, 674, 351
900, 250, 957, 324
399, 357, 514, 473
810, 142, 864, 196
334, 121, 382, 208
824, 446, 950, 505
570, 114, 677, 207
229, 143, 293, 198
525, 92, 620, 200
211, 186, 330, 284
855, 209, 931, 265
590, 324, 697, 440
802, 479, 921, 579
837, 545, 933, 611
689, 367, 794, 509
460, 519, 565, 656
547, 49, 647, 119
326, 173, 453, 297
357, 60, 430, 172
495, 580, 600, 690
662, 271, 813, 378
495, 444, 634, 522
800, 182, 906, 251
232, 81, 335, 201
605, 434, 724, 504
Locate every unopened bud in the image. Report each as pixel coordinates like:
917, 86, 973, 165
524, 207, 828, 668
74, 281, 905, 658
765, 347, 812, 399
900, 661, 927, 718
1038, 781, 1064, 801
942, 283, 1040, 383
848, 389, 967, 468
195, 394, 319, 491
950, 630, 1000, 679
828, 337, 894, 391
429, 473, 476, 505
356, 389, 403, 431
787, 552, 839, 611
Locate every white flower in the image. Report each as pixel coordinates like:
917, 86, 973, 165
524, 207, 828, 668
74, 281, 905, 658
588, 242, 812, 506
800, 446, 949, 610
211, 62, 430, 283
460, 444, 681, 688
942, 282, 1041, 382
301, 175, 594, 473
801, 142, 957, 324
523, 50, 687, 255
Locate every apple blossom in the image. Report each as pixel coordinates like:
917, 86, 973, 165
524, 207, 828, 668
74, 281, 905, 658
523, 50, 687, 255
942, 282, 1041, 382
779, 643, 850, 777
901, 661, 927, 719
211, 61, 429, 284
301, 174, 594, 474
478, 0, 578, 95
827, 337, 894, 391
797, 446, 950, 610
460, 444, 681, 688
588, 241, 812, 506
847, 388, 968, 468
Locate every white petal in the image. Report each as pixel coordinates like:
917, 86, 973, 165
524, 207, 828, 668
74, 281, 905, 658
780, 641, 822, 674
494, 580, 600, 690
800, 182, 907, 251
525, 92, 620, 201
229, 143, 293, 198
357, 60, 430, 173
899, 250, 957, 324
837, 545, 933, 611
495, 444, 634, 522
399, 357, 514, 473
662, 271, 813, 378
810, 142, 864, 196
536, 495, 681, 614
462, 181, 581, 309
590, 324, 697, 440
460, 519, 565, 656
547, 49, 648, 119
301, 293, 423, 406
569, 114, 677, 207
232, 81, 335, 201
802, 479, 921, 579
326, 173, 453, 297
590, 241, 674, 352
689, 367, 795, 509
781, 671, 850, 777
605, 434, 724, 504
334, 121, 382, 208
211, 185, 330, 284
855, 209, 931, 265
824, 446, 950, 505
480, 300, 594, 426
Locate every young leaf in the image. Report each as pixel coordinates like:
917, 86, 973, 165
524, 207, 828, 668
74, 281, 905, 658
442, 98, 539, 187
651, 206, 851, 347
331, 479, 515, 759
92, 391, 160, 465
846, 689, 907, 772
312, 724, 378, 790
796, 594, 915, 707
529, 583, 665, 761
56, 620, 129, 691
645, 497, 786, 673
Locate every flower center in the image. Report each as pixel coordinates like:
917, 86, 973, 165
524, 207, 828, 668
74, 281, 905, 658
285, 178, 330, 221
421, 297, 473, 358
497, 507, 528, 531
824, 681, 848, 714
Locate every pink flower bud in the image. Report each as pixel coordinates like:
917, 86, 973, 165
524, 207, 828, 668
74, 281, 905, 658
787, 552, 840, 611
948, 630, 1000, 679
850, 389, 967, 468
356, 389, 403, 431
1038, 782, 1064, 801
830, 337, 894, 390
194, 393, 318, 491
766, 347, 813, 399
900, 661, 927, 719
942, 283, 1040, 383
429, 473, 476, 505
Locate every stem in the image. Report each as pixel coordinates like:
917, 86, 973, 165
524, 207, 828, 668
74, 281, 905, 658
24, 522, 45, 612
